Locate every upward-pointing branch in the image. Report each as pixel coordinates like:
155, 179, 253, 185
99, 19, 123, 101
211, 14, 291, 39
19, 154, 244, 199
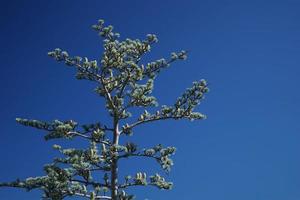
120, 115, 176, 135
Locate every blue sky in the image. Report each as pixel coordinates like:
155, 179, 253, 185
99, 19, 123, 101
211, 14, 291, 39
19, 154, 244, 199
0, 0, 300, 199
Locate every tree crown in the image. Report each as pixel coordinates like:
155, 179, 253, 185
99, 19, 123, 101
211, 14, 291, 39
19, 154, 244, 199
0, 19, 208, 200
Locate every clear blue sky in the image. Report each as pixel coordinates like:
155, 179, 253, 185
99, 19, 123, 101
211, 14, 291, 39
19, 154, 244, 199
1, 0, 300, 199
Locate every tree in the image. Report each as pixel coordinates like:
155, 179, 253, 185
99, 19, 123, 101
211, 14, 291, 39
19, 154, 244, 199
0, 19, 209, 200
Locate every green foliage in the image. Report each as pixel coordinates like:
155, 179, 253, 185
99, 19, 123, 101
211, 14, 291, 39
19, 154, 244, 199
0, 19, 208, 200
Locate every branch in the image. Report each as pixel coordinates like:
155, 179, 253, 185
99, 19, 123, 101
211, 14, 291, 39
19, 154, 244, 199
75, 61, 102, 82
0, 181, 27, 189
67, 131, 111, 146
0, 180, 112, 200
119, 182, 157, 189
68, 191, 111, 199
117, 68, 131, 98
100, 70, 117, 113
120, 116, 175, 134
48, 49, 103, 83
142, 51, 188, 78
70, 179, 109, 188
118, 153, 160, 161
68, 131, 91, 139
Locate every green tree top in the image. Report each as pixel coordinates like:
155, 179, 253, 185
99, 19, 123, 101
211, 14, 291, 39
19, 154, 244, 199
0, 19, 209, 200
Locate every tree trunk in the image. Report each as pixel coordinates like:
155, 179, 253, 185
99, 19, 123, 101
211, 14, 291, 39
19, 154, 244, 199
111, 119, 120, 200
